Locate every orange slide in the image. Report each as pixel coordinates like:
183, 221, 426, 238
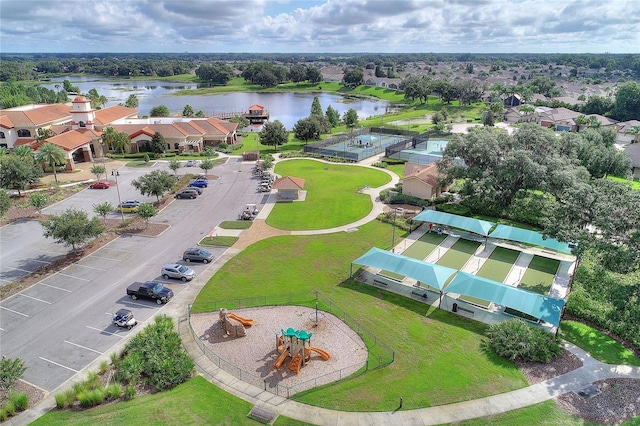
227, 313, 254, 327
308, 347, 331, 360
274, 350, 289, 369
288, 353, 303, 374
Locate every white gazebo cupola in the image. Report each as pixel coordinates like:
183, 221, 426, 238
70, 96, 96, 130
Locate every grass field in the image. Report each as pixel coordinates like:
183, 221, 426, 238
560, 321, 640, 366
193, 221, 527, 411
518, 256, 560, 294
266, 160, 391, 230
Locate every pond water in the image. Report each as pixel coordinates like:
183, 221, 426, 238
43, 76, 395, 129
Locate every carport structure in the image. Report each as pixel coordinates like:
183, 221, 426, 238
413, 210, 494, 236
351, 248, 566, 327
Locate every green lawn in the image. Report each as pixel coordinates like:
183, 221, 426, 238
266, 160, 391, 230
518, 256, 560, 294
476, 247, 520, 282
31, 376, 260, 425
560, 321, 640, 366
453, 399, 588, 426
219, 221, 253, 230
193, 222, 527, 411
435, 239, 481, 270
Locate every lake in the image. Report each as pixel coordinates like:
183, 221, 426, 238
43, 76, 395, 129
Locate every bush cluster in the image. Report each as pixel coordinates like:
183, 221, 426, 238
486, 319, 562, 363
0, 391, 29, 420
435, 202, 471, 216
115, 315, 194, 391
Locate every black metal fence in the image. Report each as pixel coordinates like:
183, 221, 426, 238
188, 291, 395, 398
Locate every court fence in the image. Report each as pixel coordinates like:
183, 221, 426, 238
188, 291, 395, 398
303, 128, 417, 162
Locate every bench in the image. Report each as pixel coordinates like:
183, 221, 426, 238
457, 306, 475, 317
372, 278, 388, 287
248, 406, 277, 424
411, 290, 428, 300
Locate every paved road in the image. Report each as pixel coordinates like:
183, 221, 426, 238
0, 157, 265, 392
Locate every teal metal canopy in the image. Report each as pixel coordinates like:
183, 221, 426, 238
445, 272, 566, 326
489, 224, 573, 254
352, 248, 457, 291
413, 210, 494, 236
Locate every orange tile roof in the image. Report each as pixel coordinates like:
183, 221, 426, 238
46, 130, 92, 151
94, 105, 138, 125
0, 115, 14, 129
248, 104, 264, 111
272, 176, 305, 190
3, 104, 71, 126
403, 162, 440, 187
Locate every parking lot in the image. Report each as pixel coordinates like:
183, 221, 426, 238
0, 157, 260, 392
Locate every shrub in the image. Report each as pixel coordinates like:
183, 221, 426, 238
436, 202, 471, 216
7, 391, 28, 411
123, 384, 136, 400
0, 409, 7, 421
77, 389, 104, 408
3, 401, 15, 416
486, 319, 563, 362
99, 360, 109, 375
143, 153, 150, 163
104, 383, 122, 400
0, 356, 26, 392
54, 389, 75, 408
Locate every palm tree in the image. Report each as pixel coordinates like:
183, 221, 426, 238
574, 115, 589, 132
36, 128, 54, 143
35, 142, 66, 183
13, 145, 34, 159
102, 127, 130, 155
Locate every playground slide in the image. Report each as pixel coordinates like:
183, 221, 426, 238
308, 347, 331, 361
288, 353, 303, 374
274, 350, 289, 369
228, 313, 254, 327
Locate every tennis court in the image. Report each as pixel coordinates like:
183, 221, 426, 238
303, 127, 416, 161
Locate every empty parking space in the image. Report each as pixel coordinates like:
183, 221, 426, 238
1, 293, 52, 318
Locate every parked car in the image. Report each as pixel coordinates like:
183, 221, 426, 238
184, 160, 196, 167
89, 181, 111, 189
161, 263, 195, 281
189, 186, 203, 195
175, 189, 198, 199
189, 179, 208, 188
116, 201, 140, 213
127, 281, 174, 304
123, 199, 142, 206
183, 248, 215, 263
112, 308, 137, 329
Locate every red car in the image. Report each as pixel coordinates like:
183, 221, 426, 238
89, 181, 111, 189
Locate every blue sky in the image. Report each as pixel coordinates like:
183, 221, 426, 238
1, 0, 638, 53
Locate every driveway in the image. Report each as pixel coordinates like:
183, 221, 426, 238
0, 156, 265, 392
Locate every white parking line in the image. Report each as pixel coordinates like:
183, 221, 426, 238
18, 293, 51, 304
39, 356, 78, 373
2, 266, 34, 273
57, 273, 90, 282
86, 325, 123, 337
0, 305, 29, 317
0, 327, 4, 331
88, 255, 121, 261
64, 340, 103, 355
39, 283, 72, 293
127, 300, 162, 309
73, 264, 107, 271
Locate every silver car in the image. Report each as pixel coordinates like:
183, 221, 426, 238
161, 263, 195, 282
182, 248, 215, 263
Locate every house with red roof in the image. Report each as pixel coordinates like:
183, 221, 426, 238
401, 162, 447, 200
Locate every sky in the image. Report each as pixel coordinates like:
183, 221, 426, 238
1, 0, 638, 54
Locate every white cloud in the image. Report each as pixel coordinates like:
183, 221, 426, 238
0, 0, 637, 53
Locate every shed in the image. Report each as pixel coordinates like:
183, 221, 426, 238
272, 176, 305, 201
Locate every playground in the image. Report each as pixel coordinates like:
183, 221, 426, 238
190, 305, 368, 395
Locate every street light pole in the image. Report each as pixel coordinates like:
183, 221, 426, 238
114, 171, 124, 222
100, 140, 108, 180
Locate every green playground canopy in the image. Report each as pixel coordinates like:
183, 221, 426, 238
352, 247, 457, 291
413, 210, 494, 236
489, 224, 573, 254
445, 272, 565, 326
